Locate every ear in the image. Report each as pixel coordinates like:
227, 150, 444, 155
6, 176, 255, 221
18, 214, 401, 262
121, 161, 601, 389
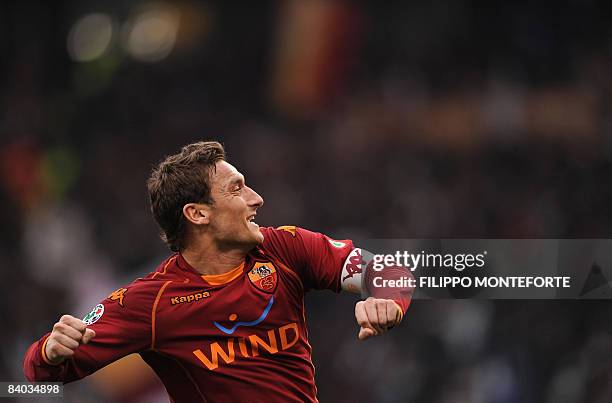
183, 203, 211, 225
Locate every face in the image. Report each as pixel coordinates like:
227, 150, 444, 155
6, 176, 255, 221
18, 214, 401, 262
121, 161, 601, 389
207, 161, 265, 247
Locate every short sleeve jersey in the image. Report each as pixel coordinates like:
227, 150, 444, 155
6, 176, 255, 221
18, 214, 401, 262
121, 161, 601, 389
24, 226, 355, 403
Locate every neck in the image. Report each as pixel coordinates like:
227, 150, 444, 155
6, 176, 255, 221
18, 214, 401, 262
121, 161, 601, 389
181, 240, 250, 276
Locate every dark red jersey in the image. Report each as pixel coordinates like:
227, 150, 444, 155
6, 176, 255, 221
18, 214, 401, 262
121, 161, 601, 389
24, 226, 409, 402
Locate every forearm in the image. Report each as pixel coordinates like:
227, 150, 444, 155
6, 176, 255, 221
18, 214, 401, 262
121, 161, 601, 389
364, 262, 413, 315
24, 297, 151, 384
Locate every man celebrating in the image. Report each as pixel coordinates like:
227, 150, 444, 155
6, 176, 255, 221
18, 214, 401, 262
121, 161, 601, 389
24, 141, 412, 402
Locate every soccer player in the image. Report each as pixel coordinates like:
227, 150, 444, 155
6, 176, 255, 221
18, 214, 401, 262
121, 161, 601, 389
24, 141, 412, 402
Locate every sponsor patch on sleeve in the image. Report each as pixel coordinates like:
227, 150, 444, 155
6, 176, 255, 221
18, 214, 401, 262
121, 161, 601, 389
329, 239, 347, 248
83, 304, 104, 325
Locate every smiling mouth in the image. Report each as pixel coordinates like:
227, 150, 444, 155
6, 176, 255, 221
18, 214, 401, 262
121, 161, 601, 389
247, 214, 259, 227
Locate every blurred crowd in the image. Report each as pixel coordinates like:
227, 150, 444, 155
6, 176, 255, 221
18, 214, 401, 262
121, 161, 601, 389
2, 1, 612, 402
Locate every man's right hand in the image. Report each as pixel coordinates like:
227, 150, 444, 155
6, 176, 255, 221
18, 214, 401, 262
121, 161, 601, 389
44, 315, 96, 365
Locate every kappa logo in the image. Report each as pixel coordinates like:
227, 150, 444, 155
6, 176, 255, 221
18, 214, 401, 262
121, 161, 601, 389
277, 225, 297, 237
171, 290, 211, 305
248, 262, 277, 293
108, 288, 127, 307
342, 248, 363, 281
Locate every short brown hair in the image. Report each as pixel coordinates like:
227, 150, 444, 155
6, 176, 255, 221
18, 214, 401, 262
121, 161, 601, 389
147, 141, 226, 251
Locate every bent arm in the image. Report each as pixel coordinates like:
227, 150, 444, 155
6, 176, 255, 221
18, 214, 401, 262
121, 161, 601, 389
340, 248, 414, 339
260, 226, 413, 338
24, 284, 153, 383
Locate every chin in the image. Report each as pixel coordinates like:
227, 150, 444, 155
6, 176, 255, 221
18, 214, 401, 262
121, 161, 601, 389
252, 229, 264, 245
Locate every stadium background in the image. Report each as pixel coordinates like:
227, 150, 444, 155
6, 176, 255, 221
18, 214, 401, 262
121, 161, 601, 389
2, 1, 612, 402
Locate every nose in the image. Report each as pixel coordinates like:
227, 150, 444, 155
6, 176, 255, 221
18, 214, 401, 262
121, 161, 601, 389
246, 186, 264, 208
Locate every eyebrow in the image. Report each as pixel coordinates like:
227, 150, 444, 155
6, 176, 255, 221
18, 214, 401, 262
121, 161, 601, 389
227, 175, 245, 187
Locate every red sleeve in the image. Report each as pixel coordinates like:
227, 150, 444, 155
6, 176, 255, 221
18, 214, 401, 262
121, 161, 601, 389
23, 280, 157, 383
260, 226, 412, 318
364, 263, 414, 316
261, 226, 354, 292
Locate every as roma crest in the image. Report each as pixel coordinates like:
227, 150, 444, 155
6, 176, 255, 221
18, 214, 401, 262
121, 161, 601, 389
248, 262, 278, 293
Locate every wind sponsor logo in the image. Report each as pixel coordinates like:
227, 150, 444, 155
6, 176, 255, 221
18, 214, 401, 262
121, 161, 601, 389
192, 322, 300, 370
213, 296, 274, 334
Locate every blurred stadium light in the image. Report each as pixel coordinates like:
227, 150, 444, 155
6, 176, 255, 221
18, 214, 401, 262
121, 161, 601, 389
123, 3, 180, 63
67, 13, 114, 62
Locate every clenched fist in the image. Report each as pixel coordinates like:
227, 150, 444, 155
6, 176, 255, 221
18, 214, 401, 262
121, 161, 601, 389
44, 315, 96, 364
355, 297, 403, 341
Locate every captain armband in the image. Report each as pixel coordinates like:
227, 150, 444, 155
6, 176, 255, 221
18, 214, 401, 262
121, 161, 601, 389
340, 248, 414, 299
340, 248, 376, 296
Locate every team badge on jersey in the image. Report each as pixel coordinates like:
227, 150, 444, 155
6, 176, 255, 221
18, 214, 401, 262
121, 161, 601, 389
248, 262, 278, 293
83, 304, 104, 325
